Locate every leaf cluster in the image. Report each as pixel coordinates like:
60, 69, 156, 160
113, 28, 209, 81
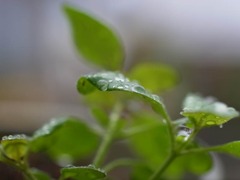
0, 4, 239, 180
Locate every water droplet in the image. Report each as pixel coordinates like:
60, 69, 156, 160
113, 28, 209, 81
8, 135, 13, 140
2, 136, 7, 141
117, 86, 124, 89
219, 124, 223, 128
206, 121, 215, 126
97, 79, 109, 91
177, 126, 192, 141
152, 95, 160, 102
132, 85, 146, 93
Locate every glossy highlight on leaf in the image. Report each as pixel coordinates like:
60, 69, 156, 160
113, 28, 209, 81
181, 94, 239, 127
30, 117, 98, 161
60, 165, 106, 180
77, 71, 169, 119
63, 5, 124, 70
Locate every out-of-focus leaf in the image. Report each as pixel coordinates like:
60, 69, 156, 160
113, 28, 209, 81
1, 134, 29, 162
181, 94, 239, 127
172, 151, 212, 176
77, 71, 168, 120
30, 117, 98, 161
60, 165, 106, 180
91, 107, 109, 128
30, 168, 51, 180
129, 62, 178, 93
211, 141, 240, 158
63, 5, 124, 70
130, 163, 153, 180
129, 113, 212, 178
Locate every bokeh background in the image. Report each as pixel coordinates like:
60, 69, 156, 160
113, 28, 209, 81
1, 0, 240, 179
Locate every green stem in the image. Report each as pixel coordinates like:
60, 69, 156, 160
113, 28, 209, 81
93, 103, 122, 167
148, 109, 175, 180
148, 153, 176, 180
180, 146, 219, 155
3, 158, 36, 180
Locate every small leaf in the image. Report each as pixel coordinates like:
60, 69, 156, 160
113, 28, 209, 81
211, 141, 240, 158
181, 94, 239, 127
60, 165, 106, 180
129, 62, 178, 93
30, 117, 98, 162
77, 71, 169, 120
1, 134, 29, 162
63, 5, 124, 70
30, 168, 51, 180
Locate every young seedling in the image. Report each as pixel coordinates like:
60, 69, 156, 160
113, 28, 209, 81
0, 4, 239, 180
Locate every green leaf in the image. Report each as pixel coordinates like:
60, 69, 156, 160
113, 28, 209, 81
128, 62, 178, 93
91, 107, 109, 128
130, 163, 153, 180
1, 134, 29, 162
63, 5, 124, 70
211, 141, 240, 158
129, 113, 212, 178
173, 151, 212, 176
60, 165, 106, 180
181, 94, 239, 127
30, 168, 51, 180
77, 71, 168, 120
128, 113, 170, 167
30, 117, 98, 162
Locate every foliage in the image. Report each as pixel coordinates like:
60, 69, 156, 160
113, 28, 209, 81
0, 4, 239, 180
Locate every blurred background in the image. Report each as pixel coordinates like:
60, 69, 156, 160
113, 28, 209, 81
0, 0, 240, 179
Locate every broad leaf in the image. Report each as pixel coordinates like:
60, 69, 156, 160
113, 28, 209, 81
30, 117, 98, 162
211, 141, 240, 158
60, 165, 106, 180
77, 71, 168, 120
63, 5, 124, 70
129, 62, 178, 93
1, 134, 29, 162
181, 94, 239, 127
129, 113, 212, 178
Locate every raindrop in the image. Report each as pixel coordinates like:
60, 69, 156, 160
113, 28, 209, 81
97, 79, 109, 91
2, 136, 7, 141
132, 85, 146, 94
152, 95, 160, 102
177, 126, 192, 141
117, 86, 124, 89
219, 124, 223, 128
206, 121, 215, 126
8, 135, 13, 140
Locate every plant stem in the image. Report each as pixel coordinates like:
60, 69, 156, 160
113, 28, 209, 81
3, 158, 36, 180
180, 146, 219, 155
93, 103, 122, 167
148, 153, 176, 180
148, 109, 176, 180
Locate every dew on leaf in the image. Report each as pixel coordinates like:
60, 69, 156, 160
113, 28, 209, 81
97, 79, 109, 91
132, 85, 146, 94
205, 120, 215, 126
